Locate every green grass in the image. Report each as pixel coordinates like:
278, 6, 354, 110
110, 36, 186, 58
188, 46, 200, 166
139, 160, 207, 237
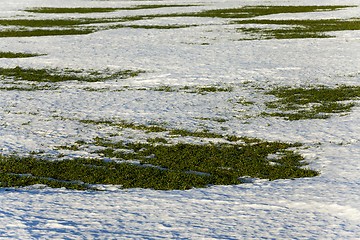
263, 85, 360, 120
0, 28, 96, 37
109, 24, 197, 30
79, 119, 169, 133
149, 85, 233, 94
153, 85, 174, 92
24, 5, 199, 14
0, 17, 134, 38
0, 18, 111, 37
91, 139, 317, 183
1, 5, 354, 38
147, 137, 169, 144
0, 18, 107, 27
78, 118, 248, 141
0, 18, 194, 37
0, 84, 57, 91
0, 51, 44, 58
235, 18, 360, 39
0, 66, 144, 82
174, 5, 353, 19
0, 26, 193, 38
25, 7, 131, 14
195, 86, 233, 94
0, 137, 318, 190
196, 117, 228, 123
81, 84, 234, 93
81, 84, 234, 94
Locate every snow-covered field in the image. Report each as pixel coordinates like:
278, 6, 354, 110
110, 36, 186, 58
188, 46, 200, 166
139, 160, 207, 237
1, 0, 360, 238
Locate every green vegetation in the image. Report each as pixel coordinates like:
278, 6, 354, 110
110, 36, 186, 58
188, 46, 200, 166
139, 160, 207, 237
263, 85, 360, 120
0, 137, 318, 190
0, 5, 359, 39
24, 5, 198, 14
153, 85, 174, 92
150, 85, 233, 94
196, 117, 228, 123
0, 29, 95, 37
0, 25, 192, 38
0, 18, 106, 27
109, 24, 196, 30
81, 84, 234, 94
235, 18, 360, 39
0, 51, 44, 58
195, 86, 233, 94
147, 137, 168, 144
3, 4, 353, 191
25, 7, 134, 14
78, 118, 247, 141
79, 119, 169, 133
0, 18, 107, 37
0, 18, 194, 37
1, 5, 355, 38
79, 84, 235, 93
0, 66, 144, 83
174, 5, 353, 19
232, 97, 255, 106
0, 84, 57, 91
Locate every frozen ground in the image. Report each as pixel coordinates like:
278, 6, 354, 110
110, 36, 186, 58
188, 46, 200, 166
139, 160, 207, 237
1, 0, 360, 239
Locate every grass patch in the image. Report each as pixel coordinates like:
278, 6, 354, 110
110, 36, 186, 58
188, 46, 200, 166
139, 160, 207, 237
0, 154, 222, 191
232, 97, 255, 106
0, 18, 195, 37
235, 18, 360, 39
78, 119, 247, 141
24, 5, 198, 14
175, 5, 353, 19
263, 85, 360, 120
153, 85, 174, 92
0, 51, 44, 58
0, 28, 96, 37
0, 25, 193, 38
84, 138, 318, 187
0, 66, 144, 82
0, 137, 318, 191
0, 17, 134, 38
196, 117, 228, 123
109, 24, 196, 30
2, 5, 353, 38
0, 19, 107, 27
79, 119, 169, 133
0, 84, 57, 91
25, 7, 133, 14
195, 86, 233, 94
147, 137, 168, 144
149, 85, 233, 94
0, 17, 113, 37
81, 84, 234, 93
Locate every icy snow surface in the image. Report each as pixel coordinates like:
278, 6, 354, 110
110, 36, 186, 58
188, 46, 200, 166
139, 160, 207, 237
1, 0, 360, 239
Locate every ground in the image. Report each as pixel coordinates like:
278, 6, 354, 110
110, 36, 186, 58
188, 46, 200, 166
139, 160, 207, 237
0, 0, 360, 238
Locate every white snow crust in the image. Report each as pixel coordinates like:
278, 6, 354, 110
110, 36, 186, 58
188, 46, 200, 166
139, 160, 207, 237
1, 0, 360, 239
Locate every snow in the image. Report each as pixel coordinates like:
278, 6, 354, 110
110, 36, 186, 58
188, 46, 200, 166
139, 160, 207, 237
1, 0, 360, 239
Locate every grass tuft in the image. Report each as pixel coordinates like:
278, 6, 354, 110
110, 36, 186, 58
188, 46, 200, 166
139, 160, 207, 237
182, 5, 353, 19
0, 66, 144, 82
235, 18, 360, 39
77, 118, 248, 141
263, 85, 360, 120
0, 51, 44, 58
24, 5, 199, 14
0, 28, 95, 38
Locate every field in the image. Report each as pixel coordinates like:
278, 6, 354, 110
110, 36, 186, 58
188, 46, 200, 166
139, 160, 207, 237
1, 0, 360, 238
